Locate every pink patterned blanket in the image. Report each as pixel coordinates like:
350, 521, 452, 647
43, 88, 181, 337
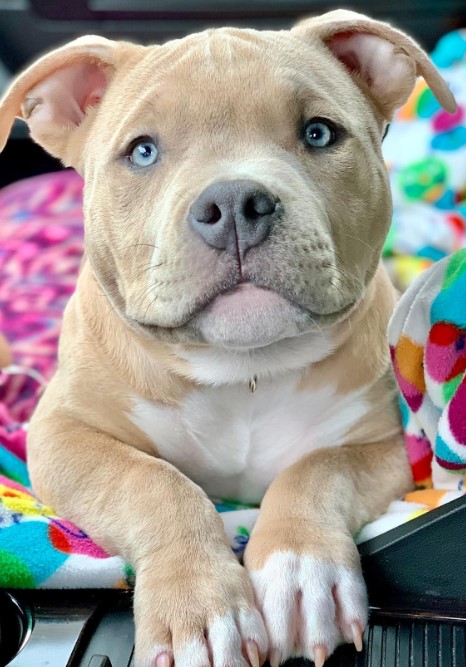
0, 170, 84, 424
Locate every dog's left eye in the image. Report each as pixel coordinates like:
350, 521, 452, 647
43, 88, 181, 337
304, 119, 337, 148
128, 138, 159, 167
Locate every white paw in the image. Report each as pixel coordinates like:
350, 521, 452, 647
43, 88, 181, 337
250, 551, 367, 665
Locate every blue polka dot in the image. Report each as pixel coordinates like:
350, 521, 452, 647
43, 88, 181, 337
0, 522, 68, 586
417, 246, 446, 262
417, 89, 442, 118
431, 31, 466, 68
435, 189, 456, 210
431, 126, 466, 152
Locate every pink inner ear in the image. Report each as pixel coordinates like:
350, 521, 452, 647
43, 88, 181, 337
74, 63, 108, 114
325, 31, 417, 114
24, 60, 109, 131
327, 32, 361, 76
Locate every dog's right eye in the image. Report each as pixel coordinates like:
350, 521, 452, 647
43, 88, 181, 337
127, 137, 159, 168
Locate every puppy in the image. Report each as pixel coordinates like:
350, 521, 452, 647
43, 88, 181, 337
0, 10, 455, 667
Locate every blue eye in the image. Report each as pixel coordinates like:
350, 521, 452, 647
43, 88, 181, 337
129, 138, 158, 167
304, 119, 336, 148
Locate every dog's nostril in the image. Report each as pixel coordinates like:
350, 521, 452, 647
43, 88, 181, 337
244, 193, 277, 221
195, 203, 222, 225
206, 204, 222, 224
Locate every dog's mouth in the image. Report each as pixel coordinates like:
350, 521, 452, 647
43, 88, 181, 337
127, 282, 356, 349
130, 280, 357, 349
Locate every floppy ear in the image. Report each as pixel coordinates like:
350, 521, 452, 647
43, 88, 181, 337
292, 9, 456, 119
0, 36, 131, 163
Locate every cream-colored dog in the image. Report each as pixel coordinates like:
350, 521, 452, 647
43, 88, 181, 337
0, 10, 455, 667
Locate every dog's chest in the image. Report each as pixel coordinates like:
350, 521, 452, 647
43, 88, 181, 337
129, 375, 367, 504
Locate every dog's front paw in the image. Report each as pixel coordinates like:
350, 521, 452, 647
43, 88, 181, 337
244, 527, 367, 666
133, 551, 268, 667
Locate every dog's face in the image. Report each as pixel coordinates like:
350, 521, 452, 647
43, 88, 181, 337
84, 28, 391, 349
0, 11, 454, 350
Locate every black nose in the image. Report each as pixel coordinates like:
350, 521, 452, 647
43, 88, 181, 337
189, 179, 281, 258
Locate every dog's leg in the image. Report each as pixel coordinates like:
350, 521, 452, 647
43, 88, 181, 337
28, 403, 267, 667
243, 438, 412, 666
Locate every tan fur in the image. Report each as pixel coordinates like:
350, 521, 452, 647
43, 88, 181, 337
0, 333, 12, 368
244, 438, 412, 569
298, 264, 398, 395
0, 10, 454, 666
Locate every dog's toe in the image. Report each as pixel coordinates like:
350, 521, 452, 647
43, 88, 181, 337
206, 611, 263, 667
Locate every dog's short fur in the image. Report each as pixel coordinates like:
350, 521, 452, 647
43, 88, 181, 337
0, 10, 455, 667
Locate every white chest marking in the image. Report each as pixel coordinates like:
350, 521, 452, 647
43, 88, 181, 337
129, 374, 367, 504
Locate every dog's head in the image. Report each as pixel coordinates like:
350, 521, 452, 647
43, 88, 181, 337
0, 11, 454, 354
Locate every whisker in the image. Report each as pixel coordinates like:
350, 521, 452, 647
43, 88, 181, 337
309, 316, 325, 340
135, 262, 165, 279
127, 243, 159, 251
329, 279, 345, 300
136, 282, 163, 310
134, 96, 157, 111
98, 290, 120, 317
143, 293, 159, 320
338, 231, 377, 254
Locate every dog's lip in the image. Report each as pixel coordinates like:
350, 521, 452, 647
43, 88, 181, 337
197, 281, 302, 315
201, 281, 357, 320
203, 282, 289, 317
129, 280, 357, 332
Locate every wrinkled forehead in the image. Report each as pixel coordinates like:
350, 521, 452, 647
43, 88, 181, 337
99, 27, 374, 151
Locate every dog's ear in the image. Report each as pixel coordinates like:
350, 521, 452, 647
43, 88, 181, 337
292, 9, 456, 118
0, 36, 138, 162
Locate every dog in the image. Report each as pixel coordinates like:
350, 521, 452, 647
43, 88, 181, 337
0, 10, 455, 667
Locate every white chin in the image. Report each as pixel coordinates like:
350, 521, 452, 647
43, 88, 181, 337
192, 285, 307, 348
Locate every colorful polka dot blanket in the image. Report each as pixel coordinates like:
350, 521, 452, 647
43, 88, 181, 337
1, 28, 466, 588
383, 29, 466, 291
390, 249, 466, 491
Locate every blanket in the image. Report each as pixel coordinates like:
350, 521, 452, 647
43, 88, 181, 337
0, 29, 466, 588
383, 29, 466, 290
390, 249, 466, 488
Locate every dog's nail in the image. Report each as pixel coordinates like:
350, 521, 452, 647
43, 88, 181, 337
269, 648, 282, 667
246, 640, 260, 667
155, 652, 171, 667
351, 623, 364, 652
313, 645, 328, 667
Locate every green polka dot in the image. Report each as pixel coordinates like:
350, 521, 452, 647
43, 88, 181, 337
398, 158, 448, 202
416, 88, 441, 118
124, 563, 135, 587
0, 549, 35, 588
443, 374, 464, 403
383, 224, 396, 256
442, 249, 466, 290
